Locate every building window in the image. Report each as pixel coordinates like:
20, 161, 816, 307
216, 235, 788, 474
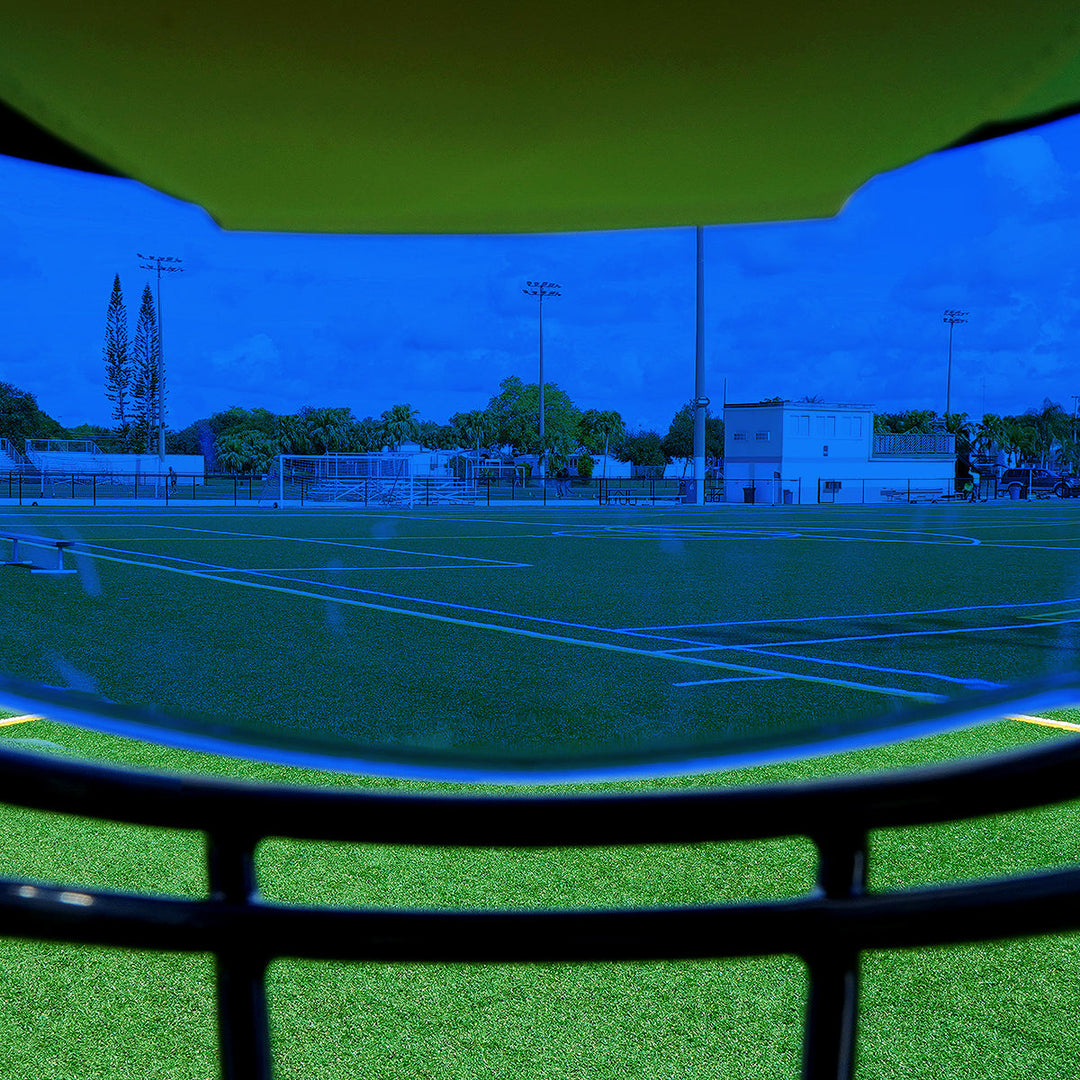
823, 445, 829, 456
755, 431, 770, 441
798, 415, 810, 435
733, 431, 747, 441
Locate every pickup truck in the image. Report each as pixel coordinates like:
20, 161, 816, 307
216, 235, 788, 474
997, 467, 1080, 498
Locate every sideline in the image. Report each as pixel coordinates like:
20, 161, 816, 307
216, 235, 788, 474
0, 714, 43, 727
1007, 713, 1080, 733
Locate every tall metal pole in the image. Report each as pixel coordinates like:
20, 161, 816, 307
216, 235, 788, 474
692, 227, 707, 505
523, 281, 561, 481
942, 309, 968, 420
138, 254, 184, 463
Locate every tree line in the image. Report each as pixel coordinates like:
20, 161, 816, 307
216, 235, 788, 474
874, 400, 1080, 475
160, 376, 724, 475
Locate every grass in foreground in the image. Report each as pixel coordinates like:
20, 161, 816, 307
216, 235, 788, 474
0, 715, 1078, 1079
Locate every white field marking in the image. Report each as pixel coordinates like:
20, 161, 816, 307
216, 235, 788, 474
973, 542, 1080, 552
680, 647, 1006, 690
69, 546, 944, 703
136, 523, 524, 565
550, 530, 802, 542
73, 541, 528, 574
47, 521, 524, 566
1008, 713, 1080, 732
1021, 607, 1080, 620
70, 539, 711, 645
730, 524, 983, 544
711, 618, 1080, 650
618, 596, 1080, 632
797, 534, 981, 546
674, 675, 789, 688
235, 566, 499, 573
959, 519, 1080, 529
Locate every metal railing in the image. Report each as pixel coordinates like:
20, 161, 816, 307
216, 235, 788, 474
2, 688, 1080, 1080
872, 434, 955, 456
0, 471, 259, 506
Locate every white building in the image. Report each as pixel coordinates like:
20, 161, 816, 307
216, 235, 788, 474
723, 402, 956, 504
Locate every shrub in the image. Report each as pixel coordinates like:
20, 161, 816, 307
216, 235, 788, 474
576, 453, 595, 480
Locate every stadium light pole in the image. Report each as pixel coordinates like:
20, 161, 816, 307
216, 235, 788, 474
943, 309, 968, 420
691, 226, 708, 506
522, 281, 561, 481
138, 254, 184, 464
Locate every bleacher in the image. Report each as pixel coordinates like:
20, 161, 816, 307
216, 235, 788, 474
0, 438, 29, 473
24, 439, 115, 480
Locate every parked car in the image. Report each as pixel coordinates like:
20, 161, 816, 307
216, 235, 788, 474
996, 467, 1080, 498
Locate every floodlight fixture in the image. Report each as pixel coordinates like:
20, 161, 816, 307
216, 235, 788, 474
942, 309, 969, 418
138, 253, 185, 462
523, 281, 562, 480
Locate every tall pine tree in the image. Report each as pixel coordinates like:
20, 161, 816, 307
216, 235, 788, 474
131, 283, 162, 453
103, 274, 132, 448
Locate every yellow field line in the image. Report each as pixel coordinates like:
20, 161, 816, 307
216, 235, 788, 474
0, 714, 43, 727
1007, 713, 1080, 732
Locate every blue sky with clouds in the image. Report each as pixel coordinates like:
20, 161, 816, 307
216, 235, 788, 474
4, 112, 1080, 436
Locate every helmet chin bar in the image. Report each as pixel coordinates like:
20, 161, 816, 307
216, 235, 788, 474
3, 670, 1080, 1080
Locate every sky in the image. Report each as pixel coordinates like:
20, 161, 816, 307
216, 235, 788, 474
4, 113, 1080, 437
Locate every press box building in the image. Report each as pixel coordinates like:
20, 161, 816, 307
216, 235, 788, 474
722, 402, 956, 504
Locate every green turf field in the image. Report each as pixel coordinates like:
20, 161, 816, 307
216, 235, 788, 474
0, 715, 1077, 1079
2, 502, 1080, 777
2, 503, 1080, 1077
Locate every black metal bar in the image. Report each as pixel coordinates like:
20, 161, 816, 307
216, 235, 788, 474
234, 477, 238, 507
5, 862, 1080, 961
207, 829, 272, 1080
4, 685, 1080, 841
800, 829, 867, 1080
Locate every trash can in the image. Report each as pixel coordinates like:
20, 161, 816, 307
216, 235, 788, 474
743, 486, 755, 504
680, 479, 693, 504
1008, 482, 1024, 500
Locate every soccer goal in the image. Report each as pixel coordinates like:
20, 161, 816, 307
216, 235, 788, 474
262, 454, 477, 507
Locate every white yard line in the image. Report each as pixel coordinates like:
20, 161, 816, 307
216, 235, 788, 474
620, 596, 1080, 632
68, 546, 944, 703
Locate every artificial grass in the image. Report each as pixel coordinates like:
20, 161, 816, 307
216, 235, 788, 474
0, 716, 1077, 1079
4, 504, 1080, 776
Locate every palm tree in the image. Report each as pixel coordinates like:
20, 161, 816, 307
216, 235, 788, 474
379, 403, 420, 451
302, 407, 353, 453
453, 409, 495, 457
1000, 416, 1038, 467
347, 416, 383, 453
580, 409, 625, 478
273, 414, 311, 455
215, 430, 276, 474
1026, 399, 1072, 468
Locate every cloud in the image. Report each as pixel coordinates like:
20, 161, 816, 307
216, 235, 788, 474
979, 133, 1065, 205
207, 333, 282, 380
